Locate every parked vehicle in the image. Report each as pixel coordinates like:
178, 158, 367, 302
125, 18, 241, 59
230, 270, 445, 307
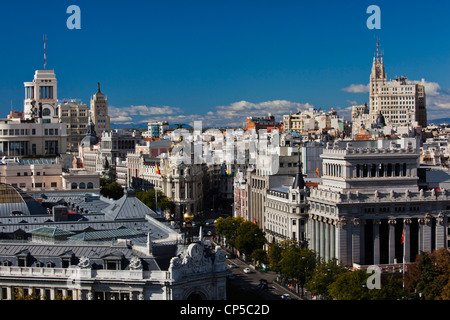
243, 268, 251, 274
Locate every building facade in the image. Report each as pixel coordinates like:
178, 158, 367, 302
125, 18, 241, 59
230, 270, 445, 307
90, 83, 110, 135
368, 41, 427, 128
307, 139, 449, 267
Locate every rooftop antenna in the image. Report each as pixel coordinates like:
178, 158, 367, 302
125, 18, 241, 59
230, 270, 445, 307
376, 37, 379, 60
43, 34, 47, 70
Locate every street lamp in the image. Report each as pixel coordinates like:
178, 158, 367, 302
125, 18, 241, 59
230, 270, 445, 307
183, 212, 194, 244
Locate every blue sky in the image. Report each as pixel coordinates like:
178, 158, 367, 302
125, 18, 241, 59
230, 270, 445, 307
0, 0, 449, 127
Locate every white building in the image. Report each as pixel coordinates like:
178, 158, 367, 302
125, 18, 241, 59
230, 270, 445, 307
307, 138, 449, 267
368, 41, 427, 129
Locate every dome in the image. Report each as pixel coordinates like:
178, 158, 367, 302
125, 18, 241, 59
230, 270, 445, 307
81, 121, 99, 147
0, 183, 47, 216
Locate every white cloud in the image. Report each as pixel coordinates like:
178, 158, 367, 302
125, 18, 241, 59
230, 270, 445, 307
109, 105, 183, 119
110, 115, 133, 122
341, 83, 370, 93
134, 100, 315, 128
414, 79, 441, 96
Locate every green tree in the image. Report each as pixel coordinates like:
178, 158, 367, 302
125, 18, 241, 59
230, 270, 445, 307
100, 181, 124, 200
370, 275, 404, 300
280, 246, 318, 297
251, 248, 268, 266
234, 221, 265, 260
307, 258, 348, 299
215, 216, 244, 247
267, 242, 283, 274
328, 269, 371, 300
267, 240, 299, 274
136, 189, 175, 213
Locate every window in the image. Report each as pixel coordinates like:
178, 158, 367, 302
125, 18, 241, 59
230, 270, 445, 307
42, 108, 51, 116
79, 182, 86, 189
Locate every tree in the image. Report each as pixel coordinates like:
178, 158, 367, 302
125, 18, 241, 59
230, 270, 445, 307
405, 248, 450, 300
234, 221, 265, 260
215, 216, 243, 247
100, 182, 124, 200
251, 249, 268, 266
267, 242, 283, 274
307, 258, 348, 299
280, 246, 318, 297
328, 269, 371, 300
136, 189, 175, 213
267, 240, 300, 274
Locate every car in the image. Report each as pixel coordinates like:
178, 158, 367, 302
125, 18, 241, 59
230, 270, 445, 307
243, 268, 251, 274
227, 263, 235, 269
281, 294, 291, 300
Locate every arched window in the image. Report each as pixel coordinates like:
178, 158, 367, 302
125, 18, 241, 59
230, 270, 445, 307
71, 182, 78, 190
87, 182, 94, 189
42, 108, 51, 116
79, 182, 86, 189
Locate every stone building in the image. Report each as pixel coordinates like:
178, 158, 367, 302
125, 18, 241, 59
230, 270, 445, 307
0, 185, 227, 300
307, 138, 449, 267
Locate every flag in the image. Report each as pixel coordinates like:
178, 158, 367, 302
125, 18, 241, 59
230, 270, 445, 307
253, 218, 257, 225
316, 166, 320, 176
401, 228, 405, 244
155, 162, 161, 175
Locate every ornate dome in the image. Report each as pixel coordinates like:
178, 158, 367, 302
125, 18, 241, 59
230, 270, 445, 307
81, 120, 99, 147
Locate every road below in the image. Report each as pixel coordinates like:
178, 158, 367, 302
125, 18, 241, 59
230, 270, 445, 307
225, 255, 302, 300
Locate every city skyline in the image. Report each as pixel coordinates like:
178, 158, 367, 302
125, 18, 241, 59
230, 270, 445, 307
0, 0, 449, 127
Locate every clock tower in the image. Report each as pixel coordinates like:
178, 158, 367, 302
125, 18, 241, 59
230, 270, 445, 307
368, 39, 387, 125
90, 82, 110, 135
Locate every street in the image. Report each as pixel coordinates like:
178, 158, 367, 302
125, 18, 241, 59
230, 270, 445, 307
225, 255, 301, 300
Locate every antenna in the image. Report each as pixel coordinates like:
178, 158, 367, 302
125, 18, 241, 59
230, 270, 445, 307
376, 37, 379, 60
43, 34, 47, 70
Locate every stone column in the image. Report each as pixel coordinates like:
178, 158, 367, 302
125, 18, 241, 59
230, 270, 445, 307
325, 221, 330, 261
352, 218, 361, 265
320, 218, 325, 258
373, 220, 381, 265
388, 218, 396, 264
420, 214, 432, 253
315, 216, 320, 253
336, 217, 349, 266
436, 213, 446, 250
330, 221, 336, 260
310, 217, 315, 251
403, 218, 412, 263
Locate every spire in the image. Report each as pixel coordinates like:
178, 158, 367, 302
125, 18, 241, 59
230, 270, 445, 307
97, 82, 101, 93
292, 147, 306, 190
376, 37, 379, 60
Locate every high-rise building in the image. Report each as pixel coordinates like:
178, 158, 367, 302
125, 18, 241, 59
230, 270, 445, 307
90, 83, 110, 135
59, 101, 90, 152
23, 70, 58, 122
368, 41, 427, 128
0, 70, 68, 157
